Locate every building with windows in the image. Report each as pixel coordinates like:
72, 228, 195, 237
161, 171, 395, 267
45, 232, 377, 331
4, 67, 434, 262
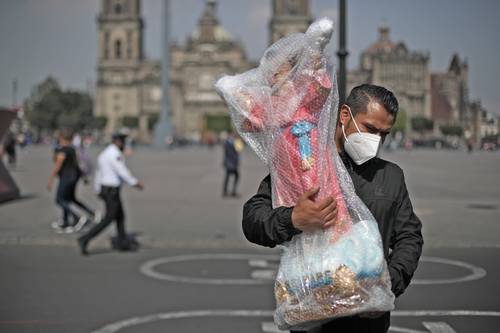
431, 54, 469, 128
97, 1, 483, 141
169, 1, 251, 140
95, 0, 312, 141
94, 0, 151, 137
269, 0, 311, 44
95, 0, 251, 141
348, 25, 431, 123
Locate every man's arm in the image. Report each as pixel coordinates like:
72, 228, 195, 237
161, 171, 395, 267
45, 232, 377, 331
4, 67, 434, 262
242, 175, 337, 247
47, 152, 65, 191
94, 166, 102, 193
388, 172, 424, 297
242, 175, 301, 248
110, 154, 139, 187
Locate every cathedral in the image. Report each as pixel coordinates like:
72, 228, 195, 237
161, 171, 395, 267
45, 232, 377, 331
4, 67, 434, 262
431, 54, 469, 127
95, 0, 472, 142
94, 0, 310, 142
348, 25, 431, 123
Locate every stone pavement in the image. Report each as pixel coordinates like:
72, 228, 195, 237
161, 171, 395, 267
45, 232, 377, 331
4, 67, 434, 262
1, 145, 499, 250
1, 245, 500, 333
1, 145, 500, 333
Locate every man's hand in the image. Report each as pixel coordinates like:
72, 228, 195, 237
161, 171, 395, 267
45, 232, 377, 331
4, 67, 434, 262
134, 181, 144, 191
46, 178, 54, 192
291, 186, 337, 232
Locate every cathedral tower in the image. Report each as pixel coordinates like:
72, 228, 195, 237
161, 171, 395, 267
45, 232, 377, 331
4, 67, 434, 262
95, 0, 144, 135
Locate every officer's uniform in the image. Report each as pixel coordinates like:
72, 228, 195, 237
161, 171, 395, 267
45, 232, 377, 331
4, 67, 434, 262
78, 142, 138, 253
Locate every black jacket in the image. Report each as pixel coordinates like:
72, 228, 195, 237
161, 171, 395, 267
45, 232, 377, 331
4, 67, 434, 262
223, 139, 239, 171
242, 152, 423, 332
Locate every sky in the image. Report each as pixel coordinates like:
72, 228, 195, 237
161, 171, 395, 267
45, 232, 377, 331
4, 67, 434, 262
1, 0, 499, 114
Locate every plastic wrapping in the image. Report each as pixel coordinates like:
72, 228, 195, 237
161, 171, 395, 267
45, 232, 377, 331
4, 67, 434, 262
215, 18, 394, 330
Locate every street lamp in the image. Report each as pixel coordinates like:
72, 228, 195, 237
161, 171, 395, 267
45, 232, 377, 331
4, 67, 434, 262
154, 0, 173, 148
337, 0, 348, 105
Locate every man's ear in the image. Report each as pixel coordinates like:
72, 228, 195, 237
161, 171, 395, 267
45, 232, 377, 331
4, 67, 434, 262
339, 104, 351, 126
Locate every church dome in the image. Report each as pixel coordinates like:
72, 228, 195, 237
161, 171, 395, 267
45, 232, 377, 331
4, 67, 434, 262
365, 25, 395, 54
190, 0, 233, 43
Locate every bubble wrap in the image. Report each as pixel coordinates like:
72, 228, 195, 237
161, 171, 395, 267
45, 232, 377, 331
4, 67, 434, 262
215, 18, 394, 330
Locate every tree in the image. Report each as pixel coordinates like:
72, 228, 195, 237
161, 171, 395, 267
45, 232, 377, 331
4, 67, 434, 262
24, 77, 95, 135
25, 77, 62, 134
440, 125, 463, 137
59, 90, 94, 129
94, 116, 108, 130
392, 109, 407, 133
411, 116, 434, 134
26, 76, 60, 108
122, 116, 139, 128
147, 114, 159, 130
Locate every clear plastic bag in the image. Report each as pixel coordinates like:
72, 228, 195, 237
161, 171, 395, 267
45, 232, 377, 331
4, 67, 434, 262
215, 18, 394, 330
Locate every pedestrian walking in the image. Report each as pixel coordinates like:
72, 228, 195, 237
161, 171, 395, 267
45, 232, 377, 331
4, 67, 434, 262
3, 130, 16, 167
222, 131, 240, 197
47, 129, 96, 233
73, 133, 93, 184
77, 132, 143, 255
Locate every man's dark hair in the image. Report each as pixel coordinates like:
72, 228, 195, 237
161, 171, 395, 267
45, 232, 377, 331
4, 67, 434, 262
345, 84, 399, 118
59, 128, 74, 141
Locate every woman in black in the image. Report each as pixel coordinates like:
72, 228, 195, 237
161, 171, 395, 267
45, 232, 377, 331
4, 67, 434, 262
47, 129, 95, 232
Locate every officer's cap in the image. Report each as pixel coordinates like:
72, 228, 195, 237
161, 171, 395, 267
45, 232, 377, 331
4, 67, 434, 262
111, 131, 128, 142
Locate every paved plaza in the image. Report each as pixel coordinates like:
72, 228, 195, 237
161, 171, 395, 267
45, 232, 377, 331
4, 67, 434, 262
0, 145, 499, 332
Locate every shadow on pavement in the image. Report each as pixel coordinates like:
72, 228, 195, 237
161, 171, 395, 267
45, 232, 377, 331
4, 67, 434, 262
0, 192, 38, 206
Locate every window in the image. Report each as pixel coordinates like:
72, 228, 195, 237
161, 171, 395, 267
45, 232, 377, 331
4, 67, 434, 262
113, 0, 128, 15
115, 39, 122, 59
102, 31, 110, 59
114, 2, 122, 14
285, 0, 300, 15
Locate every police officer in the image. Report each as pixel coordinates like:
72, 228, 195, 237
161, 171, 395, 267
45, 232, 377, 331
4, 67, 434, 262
77, 132, 144, 255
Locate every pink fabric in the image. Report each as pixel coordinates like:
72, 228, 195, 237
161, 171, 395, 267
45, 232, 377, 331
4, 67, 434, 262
244, 70, 350, 239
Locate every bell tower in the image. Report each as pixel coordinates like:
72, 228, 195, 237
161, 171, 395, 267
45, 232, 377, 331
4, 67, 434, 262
270, 0, 312, 44
95, 0, 144, 135
97, 0, 143, 64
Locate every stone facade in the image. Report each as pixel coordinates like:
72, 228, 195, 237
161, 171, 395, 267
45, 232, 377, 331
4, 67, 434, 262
95, 0, 149, 137
97, 1, 484, 142
170, 1, 251, 140
95, 0, 251, 141
95, 0, 314, 141
431, 54, 469, 127
468, 100, 498, 147
269, 0, 312, 44
348, 26, 431, 122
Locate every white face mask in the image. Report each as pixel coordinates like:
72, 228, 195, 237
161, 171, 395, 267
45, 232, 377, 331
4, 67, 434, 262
341, 109, 381, 165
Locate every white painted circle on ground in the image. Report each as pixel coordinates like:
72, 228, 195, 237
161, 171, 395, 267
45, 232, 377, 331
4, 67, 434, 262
140, 253, 279, 285
140, 254, 486, 285
412, 256, 486, 284
91, 309, 500, 333
91, 309, 274, 333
